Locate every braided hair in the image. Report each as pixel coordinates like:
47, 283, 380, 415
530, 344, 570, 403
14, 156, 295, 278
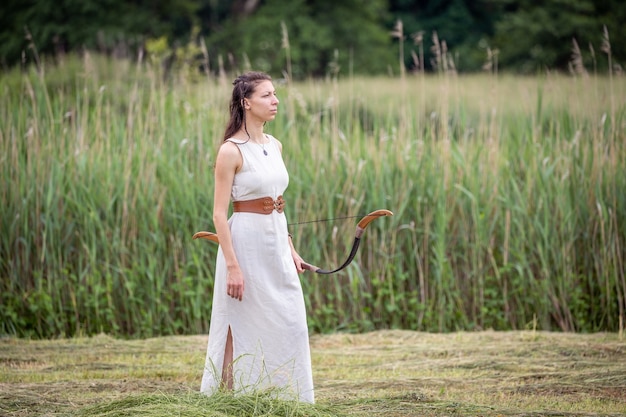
223, 71, 273, 141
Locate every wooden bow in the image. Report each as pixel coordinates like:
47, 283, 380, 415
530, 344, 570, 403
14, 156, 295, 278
192, 209, 393, 274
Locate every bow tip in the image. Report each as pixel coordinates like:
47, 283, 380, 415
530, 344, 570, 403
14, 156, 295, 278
356, 209, 394, 230
368, 208, 393, 217
193, 231, 219, 243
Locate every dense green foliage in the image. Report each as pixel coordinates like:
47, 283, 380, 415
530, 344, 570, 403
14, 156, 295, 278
1, 1, 624, 75
1, 55, 624, 338
0, 0, 199, 65
203, 0, 395, 78
491, 0, 626, 73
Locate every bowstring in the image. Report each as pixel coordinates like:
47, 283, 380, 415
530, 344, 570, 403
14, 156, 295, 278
287, 215, 363, 226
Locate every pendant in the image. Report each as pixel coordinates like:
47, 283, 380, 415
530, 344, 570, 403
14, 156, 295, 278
263, 149, 268, 156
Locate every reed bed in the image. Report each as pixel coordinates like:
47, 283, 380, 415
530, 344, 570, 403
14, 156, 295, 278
1, 54, 624, 338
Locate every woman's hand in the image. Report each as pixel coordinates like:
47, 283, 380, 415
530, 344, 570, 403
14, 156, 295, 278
288, 236, 306, 273
287, 234, 306, 273
227, 266, 245, 301
291, 250, 306, 273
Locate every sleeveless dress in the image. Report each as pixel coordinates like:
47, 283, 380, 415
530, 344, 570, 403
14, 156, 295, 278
200, 135, 315, 403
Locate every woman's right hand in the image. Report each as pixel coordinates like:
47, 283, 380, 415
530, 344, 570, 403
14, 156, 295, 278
227, 267, 245, 301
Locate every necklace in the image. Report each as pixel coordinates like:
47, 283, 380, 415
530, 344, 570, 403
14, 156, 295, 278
246, 133, 269, 155
257, 136, 268, 156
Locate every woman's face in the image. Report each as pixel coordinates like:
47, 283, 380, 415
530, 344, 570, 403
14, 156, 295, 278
246, 80, 279, 122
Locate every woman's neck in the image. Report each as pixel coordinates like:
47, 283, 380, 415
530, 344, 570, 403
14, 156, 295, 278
239, 126, 265, 143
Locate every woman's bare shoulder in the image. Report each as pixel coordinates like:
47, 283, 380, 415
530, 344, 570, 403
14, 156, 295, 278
216, 140, 243, 169
220, 139, 242, 153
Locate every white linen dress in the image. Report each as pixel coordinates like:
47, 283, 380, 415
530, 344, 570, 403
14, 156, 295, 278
200, 135, 315, 403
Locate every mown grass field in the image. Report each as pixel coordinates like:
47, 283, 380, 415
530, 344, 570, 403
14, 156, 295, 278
1, 330, 625, 416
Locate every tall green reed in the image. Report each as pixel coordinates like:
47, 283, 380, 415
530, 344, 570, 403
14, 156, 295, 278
1, 54, 223, 337
1, 54, 624, 338
283, 72, 625, 334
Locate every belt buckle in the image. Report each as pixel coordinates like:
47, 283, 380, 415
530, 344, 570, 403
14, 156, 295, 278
262, 197, 274, 213
274, 196, 284, 213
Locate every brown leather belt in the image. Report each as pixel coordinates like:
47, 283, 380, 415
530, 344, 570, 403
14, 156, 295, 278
232, 195, 285, 214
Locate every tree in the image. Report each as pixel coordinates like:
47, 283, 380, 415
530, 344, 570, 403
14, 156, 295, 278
0, 0, 200, 68
388, 0, 501, 72
490, 0, 605, 73
591, 0, 626, 73
1, 0, 623, 74
202, 0, 395, 78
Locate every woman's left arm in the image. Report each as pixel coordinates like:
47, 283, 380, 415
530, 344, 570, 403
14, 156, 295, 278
276, 138, 304, 272
288, 234, 305, 273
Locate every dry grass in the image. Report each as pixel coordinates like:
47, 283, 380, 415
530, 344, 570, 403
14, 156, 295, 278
1, 330, 625, 416
311, 331, 626, 415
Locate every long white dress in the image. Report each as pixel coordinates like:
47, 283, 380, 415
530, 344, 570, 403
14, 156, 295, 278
200, 135, 315, 403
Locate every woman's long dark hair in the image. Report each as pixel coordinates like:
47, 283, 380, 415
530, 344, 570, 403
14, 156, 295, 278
223, 71, 272, 141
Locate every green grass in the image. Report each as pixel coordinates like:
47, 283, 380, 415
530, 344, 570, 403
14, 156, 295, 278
1, 54, 625, 338
1, 331, 625, 416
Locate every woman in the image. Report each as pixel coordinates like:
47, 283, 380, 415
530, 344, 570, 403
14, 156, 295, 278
200, 71, 315, 403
